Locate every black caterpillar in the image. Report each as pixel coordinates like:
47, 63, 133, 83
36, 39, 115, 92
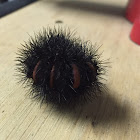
16, 27, 106, 107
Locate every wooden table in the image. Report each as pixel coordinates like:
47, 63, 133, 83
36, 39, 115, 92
0, 0, 140, 140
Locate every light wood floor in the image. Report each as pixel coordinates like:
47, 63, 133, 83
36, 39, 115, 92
0, 0, 140, 140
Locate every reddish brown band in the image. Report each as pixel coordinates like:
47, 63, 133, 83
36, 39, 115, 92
72, 64, 80, 89
87, 62, 97, 73
50, 65, 55, 88
33, 61, 41, 82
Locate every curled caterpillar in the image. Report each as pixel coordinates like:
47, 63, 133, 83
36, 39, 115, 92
16, 27, 107, 107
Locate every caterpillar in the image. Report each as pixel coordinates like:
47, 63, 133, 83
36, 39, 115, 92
16, 27, 107, 107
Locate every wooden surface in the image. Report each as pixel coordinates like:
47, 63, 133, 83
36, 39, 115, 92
0, 0, 140, 140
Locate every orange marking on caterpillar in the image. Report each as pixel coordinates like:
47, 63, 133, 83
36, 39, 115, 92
87, 62, 97, 73
33, 61, 41, 82
72, 64, 80, 89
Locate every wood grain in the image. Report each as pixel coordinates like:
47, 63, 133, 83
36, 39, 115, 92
0, 0, 140, 140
